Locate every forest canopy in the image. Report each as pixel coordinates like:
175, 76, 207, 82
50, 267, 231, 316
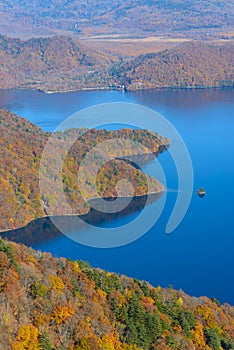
0, 238, 233, 349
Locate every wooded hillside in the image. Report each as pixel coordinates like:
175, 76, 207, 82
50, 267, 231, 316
108, 41, 234, 90
0, 238, 233, 349
0, 36, 233, 91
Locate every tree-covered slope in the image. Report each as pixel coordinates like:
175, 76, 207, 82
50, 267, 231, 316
0, 35, 115, 90
0, 238, 233, 349
108, 41, 234, 90
0, 109, 169, 231
0, 36, 233, 91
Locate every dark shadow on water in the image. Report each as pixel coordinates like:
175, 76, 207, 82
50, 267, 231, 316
1, 192, 162, 247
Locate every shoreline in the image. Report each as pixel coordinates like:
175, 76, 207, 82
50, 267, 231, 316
0, 189, 164, 234
0, 85, 233, 95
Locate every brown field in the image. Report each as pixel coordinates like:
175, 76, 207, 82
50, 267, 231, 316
83, 36, 233, 57
83, 36, 190, 57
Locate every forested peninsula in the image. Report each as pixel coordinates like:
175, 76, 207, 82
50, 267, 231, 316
0, 109, 169, 231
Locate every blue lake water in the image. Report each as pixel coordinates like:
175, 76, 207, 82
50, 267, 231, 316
0, 88, 234, 305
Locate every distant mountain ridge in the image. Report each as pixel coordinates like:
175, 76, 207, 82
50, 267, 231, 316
0, 0, 234, 38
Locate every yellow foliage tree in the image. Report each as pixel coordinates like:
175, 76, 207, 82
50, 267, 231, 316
51, 302, 74, 324
191, 323, 207, 348
100, 334, 116, 350
12, 324, 40, 350
197, 305, 218, 329
123, 344, 143, 350
177, 297, 183, 306
49, 275, 65, 294
96, 288, 107, 301
73, 261, 81, 273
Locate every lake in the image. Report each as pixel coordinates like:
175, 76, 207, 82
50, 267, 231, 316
0, 88, 234, 305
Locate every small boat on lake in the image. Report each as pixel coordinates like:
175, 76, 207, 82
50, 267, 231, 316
196, 187, 206, 197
